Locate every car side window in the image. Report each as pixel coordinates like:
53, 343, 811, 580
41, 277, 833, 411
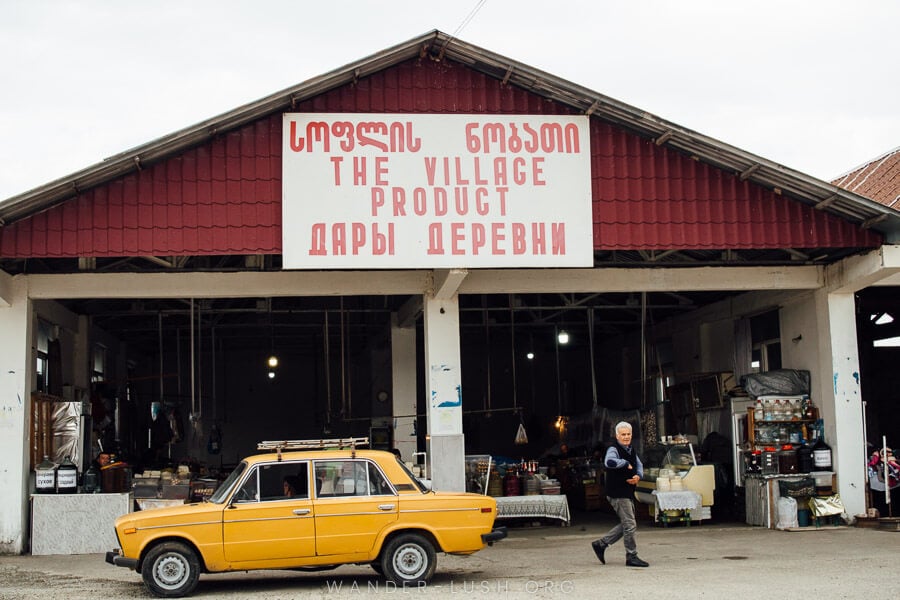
367, 461, 393, 496
260, 462, 309, 501
314, 460, 391, 497
233, 462, 309, 503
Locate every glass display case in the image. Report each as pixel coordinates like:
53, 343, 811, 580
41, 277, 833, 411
636, 442, 715, 521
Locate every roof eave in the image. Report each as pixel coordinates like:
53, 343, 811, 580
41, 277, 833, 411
2, 29, 899, 240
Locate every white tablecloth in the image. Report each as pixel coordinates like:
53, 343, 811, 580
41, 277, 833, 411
494, 494, 570, 525
652, 490, 702, 511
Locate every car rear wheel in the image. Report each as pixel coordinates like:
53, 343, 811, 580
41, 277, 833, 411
380, 533, 436, 585
141, 541, 201, 598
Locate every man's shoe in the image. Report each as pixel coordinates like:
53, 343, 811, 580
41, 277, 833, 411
591, 540, 607, 564
626, 555, 649, 567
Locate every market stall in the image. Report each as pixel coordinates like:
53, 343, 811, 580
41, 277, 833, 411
466, 455, 570, 525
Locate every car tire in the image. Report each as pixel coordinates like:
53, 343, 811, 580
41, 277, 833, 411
141, 541, 201, 598
380, 533, 436, 585
370, 562, 384, 575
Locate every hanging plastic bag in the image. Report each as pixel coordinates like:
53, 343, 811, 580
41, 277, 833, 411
515, 422, 529, 445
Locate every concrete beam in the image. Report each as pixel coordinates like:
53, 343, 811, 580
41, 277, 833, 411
23, 264, 824, 301
432, 269, 468, 299
396, 295, 423, 328
824, 245, 900, 293
26, 270, 431, 300
0, 270, 14, 307
460, 265, 822, 294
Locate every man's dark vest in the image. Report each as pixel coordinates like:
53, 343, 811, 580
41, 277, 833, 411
604, 441, 638, 499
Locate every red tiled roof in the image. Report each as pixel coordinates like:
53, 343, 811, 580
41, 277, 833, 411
832, 147, 900, 210
0, 57, 883, 258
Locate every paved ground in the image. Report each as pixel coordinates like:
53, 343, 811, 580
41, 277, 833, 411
1, 513, 897, 599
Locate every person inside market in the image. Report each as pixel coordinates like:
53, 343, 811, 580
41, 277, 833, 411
91, 451, 111, 471
590, 421, 650, 568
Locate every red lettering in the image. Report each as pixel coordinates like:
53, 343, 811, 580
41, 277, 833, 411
475, 188, 489, 216
496, 187, 509, 216
450, 222, 466, 255
471, 223, 486, 255
351, 223, 366, 255
551, 223, 565, 254
331, 223, 347, 255
392, 188, 407, 217
330, 156, 343, 185
513, 157, 527, 185
372, 223, 395, 255
308, 224, 326, 255
427, 223, 444, 255
434, 188, 447, 216
454, 157, 469, 184
473, 157, 488, 185
353, 156, 367, 185
493, 157, 508, 186
492, 223, 506, 255
374, 156, 389, 186
511, 223, 526, 254
533, 157, 546, 185
371, 188, 385, 217
454, 188, 469, 215
532, 223, 546, 254
413, 188, 427, 216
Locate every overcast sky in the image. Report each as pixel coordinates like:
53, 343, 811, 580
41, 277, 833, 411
1, 0, 898, 202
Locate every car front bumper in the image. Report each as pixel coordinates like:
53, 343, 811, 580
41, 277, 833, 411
105, 548, 138, 570
481, 526, 508, 545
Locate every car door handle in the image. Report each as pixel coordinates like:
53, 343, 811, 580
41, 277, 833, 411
293, 508, 311, 516
378, 504, 396, 511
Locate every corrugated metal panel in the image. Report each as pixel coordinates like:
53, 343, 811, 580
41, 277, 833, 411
589, 119, 881, 250
1, 114, 284, 258
0, 57, 880, 259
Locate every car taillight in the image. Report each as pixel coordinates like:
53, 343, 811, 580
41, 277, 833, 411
481, 507, 492, 513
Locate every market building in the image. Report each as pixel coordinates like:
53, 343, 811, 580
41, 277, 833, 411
1, 30, 899, 554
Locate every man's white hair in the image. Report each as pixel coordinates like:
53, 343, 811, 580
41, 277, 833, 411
615, 421, 633, 434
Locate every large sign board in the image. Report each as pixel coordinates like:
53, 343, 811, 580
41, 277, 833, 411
282, 114, 593, 269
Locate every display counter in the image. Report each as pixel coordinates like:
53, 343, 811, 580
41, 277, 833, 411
31, 492, 132, 555
635, 443, 715, 522
494, 494, 570, 525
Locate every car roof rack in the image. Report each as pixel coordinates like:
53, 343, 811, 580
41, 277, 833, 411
257, 437, 371, 460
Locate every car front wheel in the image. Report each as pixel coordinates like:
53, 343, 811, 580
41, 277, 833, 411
141, 541, 201, 598
380, 533, 436, 585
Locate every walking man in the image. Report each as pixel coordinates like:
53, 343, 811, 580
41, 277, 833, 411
591, 421, 650, 567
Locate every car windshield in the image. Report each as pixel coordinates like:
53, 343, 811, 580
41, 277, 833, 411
208, 461, 247, 504
394, 456, 429, 493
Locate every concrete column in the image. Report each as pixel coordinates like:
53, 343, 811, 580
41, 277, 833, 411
390, 314, 417, 463
0, 276, 34, 554
423, 295, 465, 492
814, 289, 866, 517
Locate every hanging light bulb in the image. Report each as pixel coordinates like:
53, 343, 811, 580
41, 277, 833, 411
268, 371, 275, 379
526, 351, 534, 360
267, 355, 279, 368
557, 330, 570, 345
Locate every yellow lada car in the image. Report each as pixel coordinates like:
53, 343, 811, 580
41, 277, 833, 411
106, 439, 506, 597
